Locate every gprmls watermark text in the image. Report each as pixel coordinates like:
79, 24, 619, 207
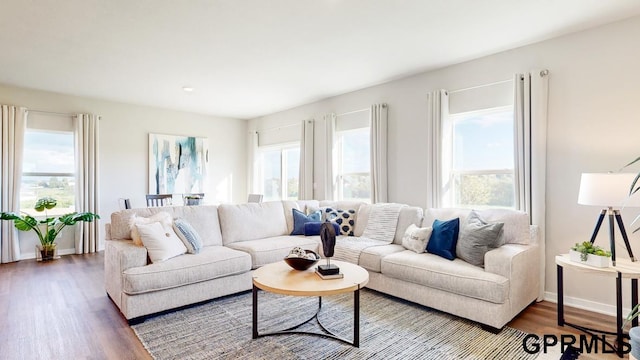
522, 333, 630, 355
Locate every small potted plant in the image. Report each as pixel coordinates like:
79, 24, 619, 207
183, 194, 203, 206
569, 241, 612, 267
0, 197, 100, 261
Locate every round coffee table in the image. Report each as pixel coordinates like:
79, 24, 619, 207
252, 260, 369, 347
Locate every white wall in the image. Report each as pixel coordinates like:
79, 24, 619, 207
249, 16, 640, 314
0, 85, 247, 257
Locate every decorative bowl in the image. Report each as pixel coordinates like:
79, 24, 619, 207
284, 250, 320, 271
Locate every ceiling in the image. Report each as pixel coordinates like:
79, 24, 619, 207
2, 1, 640, 120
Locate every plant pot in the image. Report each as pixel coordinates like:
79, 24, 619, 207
184, 198, 202, 206
569, 249, 610, 268
36, 244, 58, 261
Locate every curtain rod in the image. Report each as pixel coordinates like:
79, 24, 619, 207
448, 79, 512, 94
27, 109, 75, 117
257, 121, 305, 134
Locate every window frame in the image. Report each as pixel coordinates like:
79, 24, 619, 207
20, 128, 76, 215
335, 126, 371, 203
444, 105, 515, 209
257, 141, 300, 201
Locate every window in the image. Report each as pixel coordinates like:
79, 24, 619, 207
336, 127, 371, 202
444, 106, 515, 209
258, 144, 300, 201
20, 129, 76, 216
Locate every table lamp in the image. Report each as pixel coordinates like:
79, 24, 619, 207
578, 172, 640, 266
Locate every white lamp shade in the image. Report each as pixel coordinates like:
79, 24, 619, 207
578, 173, 640, 208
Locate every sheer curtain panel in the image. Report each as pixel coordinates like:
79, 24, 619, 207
0, 105, 26, 263
426, 90, 449, 208
514, 70, 549, 301
298, 119, 314, 200
324, 113, 337, 200
74, 114, 100, 254
370, 104, 388, 203
247, 131, 259, 195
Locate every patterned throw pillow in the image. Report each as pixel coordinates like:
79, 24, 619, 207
324, 208, 357, 236
173, 218, 204, 254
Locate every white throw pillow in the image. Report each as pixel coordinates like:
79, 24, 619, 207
129, 212, 173, 246
136, 222, 187, 263
402, 224, 433, 254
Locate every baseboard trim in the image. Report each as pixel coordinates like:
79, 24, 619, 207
20, 248, 77, 260
544, 291, 632, 318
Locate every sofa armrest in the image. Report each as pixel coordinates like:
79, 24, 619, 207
484, 243, 540, 315
104, 239, 148, 308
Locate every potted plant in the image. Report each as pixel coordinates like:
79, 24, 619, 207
569, 241, 612, 267
0, 197, 100, 261
183, 194, 203, 206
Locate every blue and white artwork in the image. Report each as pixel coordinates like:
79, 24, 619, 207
149, 133, 209, 195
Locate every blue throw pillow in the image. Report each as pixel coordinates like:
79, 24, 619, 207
426, 218, 460, 260
291, 208, 321, 235
304, 222, 340, 236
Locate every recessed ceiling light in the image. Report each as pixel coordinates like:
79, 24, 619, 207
182, 86, 194, 92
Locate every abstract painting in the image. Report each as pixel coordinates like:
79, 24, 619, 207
149, 133, 209, 195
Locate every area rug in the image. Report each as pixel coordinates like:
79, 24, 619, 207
132, 289, 539, 360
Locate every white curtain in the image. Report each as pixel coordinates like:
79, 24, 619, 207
370, 103, 388, 203
324, 113, 337, 200
74, 114, 100, 254
426, 90, 449, 208
514, 70, 549, 301
247, 131, 259, 195
0, 105, 26, 263
298, 119, 314, 200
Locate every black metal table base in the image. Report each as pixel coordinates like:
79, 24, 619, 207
557, 264, 638, 358
252, 285, 361, 347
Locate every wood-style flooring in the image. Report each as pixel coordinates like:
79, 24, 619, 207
0, 253, 624, 359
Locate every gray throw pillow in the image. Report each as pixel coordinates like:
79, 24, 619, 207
455, 210, 504, 267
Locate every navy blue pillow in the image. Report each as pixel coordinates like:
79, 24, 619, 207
304, 222, 340, 236
426, 218, 460, 260
291, 208, 321, 235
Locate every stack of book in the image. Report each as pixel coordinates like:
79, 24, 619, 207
315, 269, 344, 280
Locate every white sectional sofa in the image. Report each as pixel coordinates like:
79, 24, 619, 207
104, 200, 540, 330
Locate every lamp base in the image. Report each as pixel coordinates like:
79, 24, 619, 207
317, 264, 340, 275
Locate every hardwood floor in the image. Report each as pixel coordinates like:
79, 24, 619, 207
0, 253, 625, 359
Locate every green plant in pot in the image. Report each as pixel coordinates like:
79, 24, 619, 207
0, 197, 100, 260
570, 241, 611, 261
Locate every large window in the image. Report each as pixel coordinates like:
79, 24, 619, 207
445, 106, 514, 209
258, 144, 300, 201
336, 127, 371, 202
20, 129, 76, 216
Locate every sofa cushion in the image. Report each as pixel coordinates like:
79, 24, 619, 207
219, 202, 288, 245
136, 221, 187, 263
402, 224, 432, 254
304, 221, 340, 236
426, 218, 460, 260
173, 218, 204, 254
381, 250, 509, 304
226, 235, 320, 268
424, 208, 530, 245
359, 244, 406, 272
129, 211, 173, 246
329, 236, 390, 265
109, 205, 223, 246
291, 208, 321, 235
282, 201, 301, 234
122, 246, 251, 295
456, 211, 505, 267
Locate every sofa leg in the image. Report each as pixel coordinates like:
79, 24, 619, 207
481, 324, 503, 334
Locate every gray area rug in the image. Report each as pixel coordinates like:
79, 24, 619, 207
132, 289, 539, 360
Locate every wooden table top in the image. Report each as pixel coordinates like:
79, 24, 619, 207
556, 253, 640, 278
252, 260, 369, 297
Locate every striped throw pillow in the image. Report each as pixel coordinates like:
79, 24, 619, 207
173, 218, 203, 254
